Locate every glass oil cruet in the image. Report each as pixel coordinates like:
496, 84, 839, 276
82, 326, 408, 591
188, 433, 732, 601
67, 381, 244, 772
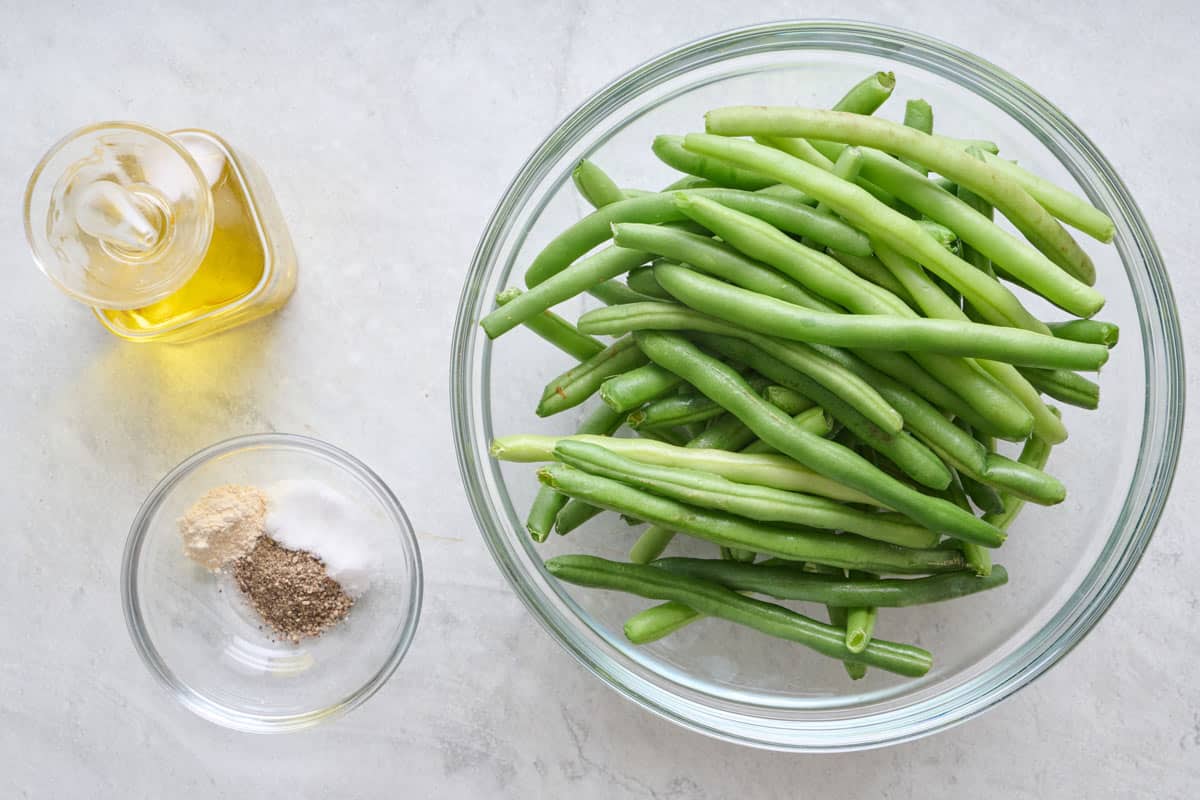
24, 122, 297, 343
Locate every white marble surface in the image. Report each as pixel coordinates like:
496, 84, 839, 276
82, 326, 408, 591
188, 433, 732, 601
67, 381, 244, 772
1, 1, 1197, 797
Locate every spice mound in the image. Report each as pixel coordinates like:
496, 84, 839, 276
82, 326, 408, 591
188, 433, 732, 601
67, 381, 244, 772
233, 537, 353, 643
180, 485, 267, 570
179, 481, 367, 643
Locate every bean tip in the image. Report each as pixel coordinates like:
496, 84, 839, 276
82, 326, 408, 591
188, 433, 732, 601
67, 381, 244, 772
494, 286, 521, 305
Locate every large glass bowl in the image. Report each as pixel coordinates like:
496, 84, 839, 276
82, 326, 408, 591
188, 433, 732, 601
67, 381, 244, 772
450, 21, 1183, 751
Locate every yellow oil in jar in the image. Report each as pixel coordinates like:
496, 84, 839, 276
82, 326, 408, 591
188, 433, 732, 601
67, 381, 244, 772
96, 130, 296, 343
101, 165, 264, 333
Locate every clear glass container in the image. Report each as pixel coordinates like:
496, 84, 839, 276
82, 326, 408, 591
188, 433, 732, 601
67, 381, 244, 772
122, 433, 423, 732
450, 21, 1185, 751
24, 122, 297, 343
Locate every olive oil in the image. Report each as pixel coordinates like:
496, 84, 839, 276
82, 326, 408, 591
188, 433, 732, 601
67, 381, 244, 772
25, 123, 296, 343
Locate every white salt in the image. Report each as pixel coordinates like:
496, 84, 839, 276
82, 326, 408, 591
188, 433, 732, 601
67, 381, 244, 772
263, 479, 375, 598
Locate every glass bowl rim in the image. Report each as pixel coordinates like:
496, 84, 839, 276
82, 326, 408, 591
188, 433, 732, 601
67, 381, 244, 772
120, 431, 424, 733
450, 19, 1185, 751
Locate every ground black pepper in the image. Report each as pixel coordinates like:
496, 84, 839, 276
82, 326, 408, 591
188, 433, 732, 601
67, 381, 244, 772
233, 536, 353, 642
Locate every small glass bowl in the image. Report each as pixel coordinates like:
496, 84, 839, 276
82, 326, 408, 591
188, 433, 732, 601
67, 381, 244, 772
451, 21, 1185, 750
121, 433, 422, 732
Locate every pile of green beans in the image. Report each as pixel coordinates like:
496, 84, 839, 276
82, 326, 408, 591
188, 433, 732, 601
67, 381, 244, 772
480, 70, 1117, 680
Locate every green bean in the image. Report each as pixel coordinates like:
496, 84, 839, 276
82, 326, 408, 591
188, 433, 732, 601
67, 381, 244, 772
526, 486, 570, 543
547, 555, 932, 676
598, 362, 683, 413
572, 159, 626, 209
703, 111, 1097, 285
623, 600, 701, 643
578, 299, 1012, 443
850, 348, 1009, 439
632, 331, 1005, 546
956, 180, 995, 282
722, 546, 758, 563
685, 412, 758, 452
829, 250, 916, 304
942, 468, 992, 576
972, 150, 1115, 242
669, 193, 1038, 436
524, 188, 871, 286
834, 71, 896, 114
984, 431, 1056, 530
614, 206, 988, 431
653, 558, 1010, 606
541, 463, 968, 571
1047, 319, 1119, 348
700, 327, 904, 435
917, 432, 1064, 507
796, 560, 849, 576
582, 300, 908, 436
708, 192, 873, 256
632, 425, 690, 447
626, 264, 673, 300
553, 494, 603, 535
742, 386, 825, 452
827, 604, 867, 680
797, 148, 862, 251
754, 182, 817, 205
798, 342, 989, 476
756, 134, 833, 170
537, 335, 649, 417
652, 134, 776, 190
916, 219, 959, 252
554, 440, 938, 549
820, 147, 863, 208
958, 466, 1005, 516
976, 450, 1065, 505
900, 99, 933, 173
611, 222, 839, 313
628, 385, 818, 561
1020, 367, 1100, 410
483, 245, 652, 338
588, 279, 660, 306
947, 137, 1001, 155
494, 287, 604, 361
525, 405, 624, 542
973, 427, 996, 453
764, 133, 907, 212
807, 70, 898, 161
673, 193, 900, 313
493, 433, 884, 506
629, 392, 725, 430
662, 176, 716, 191
844, 604, 877, 654
762, 385, 811, 415
693, 332, 952, 490
741, 408, 831, 453
758, 69, 907, 217
872, 240, 1069, 443
849, 147, 1103, 316
813, 71, 902, 216
510, 297, 616, 539
647, 265, 1106, 371
630, 525, 679, 564
683, 134, 1052, 331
